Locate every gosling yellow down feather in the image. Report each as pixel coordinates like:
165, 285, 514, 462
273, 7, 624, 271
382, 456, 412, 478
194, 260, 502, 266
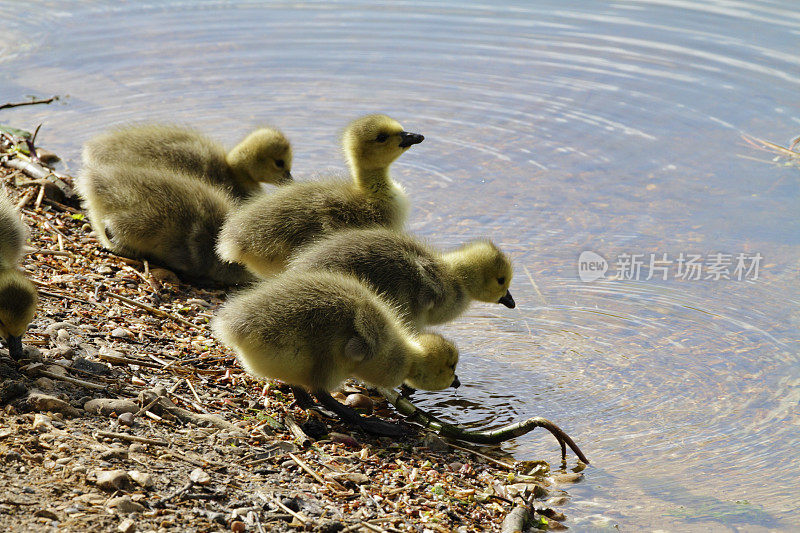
82, 124, 293, 199
289, 228, 515, 329
212, 270, 459, 394
0, 192, 37, 359
75, 162, 253, 286
216, 114, 424, 277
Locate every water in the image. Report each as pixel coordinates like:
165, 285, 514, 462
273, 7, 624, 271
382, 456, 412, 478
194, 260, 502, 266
2, 1, 798, 529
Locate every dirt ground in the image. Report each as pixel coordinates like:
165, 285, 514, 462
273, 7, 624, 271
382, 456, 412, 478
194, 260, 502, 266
0, 136, 581, 532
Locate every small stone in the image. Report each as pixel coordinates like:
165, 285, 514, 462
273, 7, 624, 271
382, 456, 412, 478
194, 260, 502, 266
108, 496, 145, 514
329, 432, 360, 448
72, 357, 112, 376
551, 472, 583, 484
230, 521, 246, 532
33, 509, 59, 520
118, 412, 135, 426
330, 472, 370, 485
97, 265, 114, 275
344, 393, 373, 414
55, 457, 70, 466
56, 329, 71, 345
94, 469, 131, 491
128, 470, 154, 489
84, 398, 139, 416
72, 465, 87, 474
100, 447, 129, 460
32, 413, 53, 431
0, 380, 28, 403
546, 495, 570, 506
150, 268, 180, 284
33, 377, 55, 391
51, 346, 75, 358
129, 443, 146, 454
111, 328, 133, 339
118, 518, 136, 533
28, 391, 81, 417
35, 148, 61, 165
189, 468, 211, 485
22, 346, 43, 362
422, 433, 449, 452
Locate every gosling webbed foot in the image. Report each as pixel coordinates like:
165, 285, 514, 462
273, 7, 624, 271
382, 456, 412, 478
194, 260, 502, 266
399, 384, 417, 398
313, 390, 406, 438
290, 386, 317, 410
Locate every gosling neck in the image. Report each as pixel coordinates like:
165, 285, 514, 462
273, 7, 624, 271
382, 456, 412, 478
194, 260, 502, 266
352, 165, 394, 195
226, 155, 259, 194
441, 250, 479, 299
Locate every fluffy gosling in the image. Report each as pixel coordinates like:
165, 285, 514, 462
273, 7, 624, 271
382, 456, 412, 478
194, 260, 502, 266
82, 124, 293, 199
289, 228, 515, 329
212, 270, 459, 435
0, 192, 37, 359
75, 163, 253, 286
217, 114, 423, 277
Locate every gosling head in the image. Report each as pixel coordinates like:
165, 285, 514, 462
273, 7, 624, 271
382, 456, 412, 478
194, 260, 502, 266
450, 240, 515, 309
0, 269, 37, 360
226, 127, 293, 186
343, 114, 424, 173
405, 333, 460, 391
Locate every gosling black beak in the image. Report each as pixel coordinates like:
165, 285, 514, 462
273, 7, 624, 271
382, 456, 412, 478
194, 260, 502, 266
7, 335, 23, 360
281, 170, 293, 183
451, 375, 460, 389
498, 290, 515, 309
398, 131, 424, 148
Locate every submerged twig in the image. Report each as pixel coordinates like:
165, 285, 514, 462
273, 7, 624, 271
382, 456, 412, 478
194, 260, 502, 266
0, 96, 58, 110
378, 387, 589, 464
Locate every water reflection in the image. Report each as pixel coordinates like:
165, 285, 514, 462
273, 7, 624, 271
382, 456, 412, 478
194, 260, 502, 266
1, 0, 798, 529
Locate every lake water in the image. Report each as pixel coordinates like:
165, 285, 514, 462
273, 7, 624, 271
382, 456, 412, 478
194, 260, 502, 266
2, 1, 798, 530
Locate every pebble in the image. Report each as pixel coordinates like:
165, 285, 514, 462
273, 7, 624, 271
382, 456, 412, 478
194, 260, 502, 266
100, 447, 129, 460
71, 465, 87, 474
150, 268, 180, 284
330, 472, 370, 485
118, 518, 136, 533
128, 470, 154, 489
546, 495, 570, 506
111, 328, 133, 339
84, 398, 139, 416
33, 509, 59, 520
551, 472, 583, 484
189, 468, 211, 485
0, 381, 27, 403
108, 496, 145, 514
118, 412, 136, 426
33, 377, 55, 391
344, 393, 373, 414
72, 357, 112, 376
28, 391, 81, 417
94, 469, 132, 491
422, 433, 449, 452
230, 521, 246, 532
56, 329, 71, 345
32, 413, 53, 431
129, 443, 146, 454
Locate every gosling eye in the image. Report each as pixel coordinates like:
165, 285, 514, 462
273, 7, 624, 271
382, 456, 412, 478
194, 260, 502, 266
275, 159, 285, 168
375, 132, 389, 143
497, 277, 505, 285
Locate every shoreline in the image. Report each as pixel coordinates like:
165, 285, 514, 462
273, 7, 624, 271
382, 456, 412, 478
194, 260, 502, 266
0, 134, 581, 532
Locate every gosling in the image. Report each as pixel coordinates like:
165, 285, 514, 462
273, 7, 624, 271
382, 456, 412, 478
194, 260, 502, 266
0, 192, 37, 359
82, 124, 293, 199
289, 228, 515, 329
217, 114, 424, 277
212, 270, 459, 436
75, 163, 253, 286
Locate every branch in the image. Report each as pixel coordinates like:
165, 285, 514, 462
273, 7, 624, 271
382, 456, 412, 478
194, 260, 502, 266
0, 96, 58, 110
378, 387, 589, 464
